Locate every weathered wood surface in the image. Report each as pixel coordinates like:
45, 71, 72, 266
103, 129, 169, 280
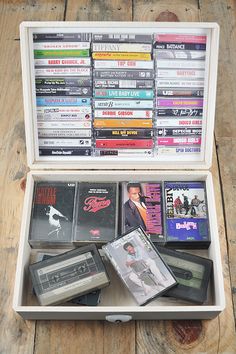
0, 0, 235, 353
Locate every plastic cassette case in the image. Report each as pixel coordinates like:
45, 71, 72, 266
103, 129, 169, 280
13, 21, 225, 322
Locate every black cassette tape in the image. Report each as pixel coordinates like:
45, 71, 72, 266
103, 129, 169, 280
155, 247, 213, 304
30, 244, 110, 306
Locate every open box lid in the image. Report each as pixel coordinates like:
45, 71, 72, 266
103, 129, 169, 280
20, 21, 219, 170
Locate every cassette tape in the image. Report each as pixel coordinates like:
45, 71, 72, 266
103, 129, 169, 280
94, 69, 154, 80
156, 89, 204, 97
92, 33, 153, 43
38, 129, 92, 138
156, 98, 203, 108
156, 108, 203, 117
34, 58, 91, 66
103, 227, 177, 306
164, 181, 210, 248
36, 86, 92, 97
34, 252, 101, 306
157, 128, 202, 137
153, 43, 206, 51
29, 181, 76, 248
94, 149, 153, 157
33, 42, 91, 50
157, 137, 201, 146
95, 129, 154, 139
156, 118, 202, 128
94, 99, 154, 109
95, 139, 154, 149
94, 89, 154, 100
157, 147, 201, 155
94, 119, 153, 129
36, 97, 91, 107
74, 182, 118, 244
92, 52, 151, 61
29, 245, 110, 306
121, 182, 164, 243
155, 79, 204, 88
94, 60, 154, 70
94, 109, 153, 119
34, 49, 90, 59
156, 247, 213, 304
94, 79, 153, 89
35, 67, 91, 77
155, 59, 205, 69
37, 121, 92, 129
35, 77, 93, 87
154, 50, 206, 60
33, 33, 91, 42
37, 106, 92, 121
39, 148, 92, 156
156, 69, 205, 79
92, 42, 152, 53
38, 138, 92, 148
154, 34, 207, 44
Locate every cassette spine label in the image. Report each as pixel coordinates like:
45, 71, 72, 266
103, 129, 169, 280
94, 79, 153, 89
95, 129, 154, 138
95, 139, 154, 149
38, 138, 92, 148
156, 98, 203, 107
92, 43, 152, 52
94, 60, 154, 69
157, 128, 202, 136
94, 89, 154, 99
156, 108, 203, 117
92, 33, 153, 43
94, 99, 154, 109
94, 110, 153, 118
94, 70, 154, 79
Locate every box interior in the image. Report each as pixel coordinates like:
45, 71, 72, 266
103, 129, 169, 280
14, 170, 224, 313
20, 22, 219, 170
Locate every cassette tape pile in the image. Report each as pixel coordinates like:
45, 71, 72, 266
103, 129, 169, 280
33, 32, 93, 157
154, 33, 206, 157
27, 178, 213, 307
92, 33, 155, 157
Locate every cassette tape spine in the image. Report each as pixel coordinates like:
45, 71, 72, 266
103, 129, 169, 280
154, 32, 207, 157
92, 33, 155, 157
33, 31, 94, 156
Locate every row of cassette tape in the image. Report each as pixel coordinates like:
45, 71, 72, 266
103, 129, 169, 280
32, 32, 207, 157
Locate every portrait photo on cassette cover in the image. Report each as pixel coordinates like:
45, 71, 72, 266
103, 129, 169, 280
74, 182, 118, 243
103, 227, 177, 306
29, 181, 76, 247
121, 182, 164, 243
156, 246, 213, 304
164, 181, 210, 248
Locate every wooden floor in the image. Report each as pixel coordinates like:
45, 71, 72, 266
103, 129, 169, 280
1, 0, 236, 353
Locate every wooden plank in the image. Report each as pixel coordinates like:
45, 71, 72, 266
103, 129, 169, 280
199, 0, 236, 138
66, 0, 132, 21
133, 0, 201, 21
33, 2, 136, 354
133, 0, 236, 352
0, 0, 65, 353
216, 138, 236, 317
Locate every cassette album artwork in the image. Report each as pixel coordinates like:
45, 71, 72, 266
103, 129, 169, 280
74, 182, 118, 243
121, 182, 164, 242
29, 182, 76, 247
164, 181, 210, 247
103, 227, 177, 305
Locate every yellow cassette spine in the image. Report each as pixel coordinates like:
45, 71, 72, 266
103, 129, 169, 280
92, 52, 152, 61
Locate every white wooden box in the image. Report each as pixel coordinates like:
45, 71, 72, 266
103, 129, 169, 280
13, 21, 225, 321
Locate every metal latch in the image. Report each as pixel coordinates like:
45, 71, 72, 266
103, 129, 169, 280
105, 315, 132, 323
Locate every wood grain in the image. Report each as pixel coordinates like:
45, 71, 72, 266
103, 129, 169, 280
33, 2, 136, 354
133, 0, 200, 22
199, 0, 236, 138
66, 0, 132, 21
0, 0, 65, 353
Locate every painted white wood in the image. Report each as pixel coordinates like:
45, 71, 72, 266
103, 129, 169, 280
19, 22, 219, 170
